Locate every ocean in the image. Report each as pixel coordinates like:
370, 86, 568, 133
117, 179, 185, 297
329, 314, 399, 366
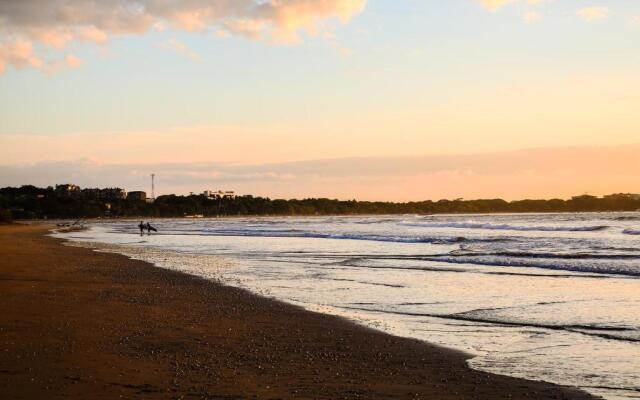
55, 213, 640, 399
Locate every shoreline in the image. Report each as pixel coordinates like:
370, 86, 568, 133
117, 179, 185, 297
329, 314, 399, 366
0, 224, 599, 399
14, 209, 640, 227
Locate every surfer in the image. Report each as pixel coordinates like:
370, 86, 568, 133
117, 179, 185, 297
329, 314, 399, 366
146, 222, 157, 234
138, 221, 145, 235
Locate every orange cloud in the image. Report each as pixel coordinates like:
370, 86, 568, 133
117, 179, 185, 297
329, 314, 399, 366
65, 54, 83, 68
0, 0, 367, 74
576, 7, 611, 22
478, 0, 517, 12
523, 11, 541, 23
0, 39, 43, 73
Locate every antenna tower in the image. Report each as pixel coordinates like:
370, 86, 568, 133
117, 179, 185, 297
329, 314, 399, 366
151, 173, 155, 200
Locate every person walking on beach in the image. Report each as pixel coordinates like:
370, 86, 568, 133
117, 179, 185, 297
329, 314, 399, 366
138, 221, 145, 235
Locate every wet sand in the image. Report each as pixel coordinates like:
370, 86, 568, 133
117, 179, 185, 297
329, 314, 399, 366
0, 224, 599, 399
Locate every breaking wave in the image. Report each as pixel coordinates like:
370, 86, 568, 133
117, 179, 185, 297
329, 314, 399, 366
400, 222, 609, 232
425, 255, 640, 277
201, 228, 504, 245
452, 251, 640, 260
337, 306, 640, 343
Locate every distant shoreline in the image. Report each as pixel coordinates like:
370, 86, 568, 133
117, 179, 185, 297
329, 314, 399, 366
16, 208, 640, 224
2, 185, 640, 220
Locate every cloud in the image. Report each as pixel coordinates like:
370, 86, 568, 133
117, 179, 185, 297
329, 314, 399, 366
477, 0, 548, 12
158, 38, 201, 62
478, 0, 517, 11
576, 7, 610, 22
0, 39, 44, 74
0, 0, 366, 74
65, 54, 83, 68
1, 145, 639, 201
523, 10, 541, 24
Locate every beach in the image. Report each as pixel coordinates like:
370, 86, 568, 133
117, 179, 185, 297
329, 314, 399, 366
0, 223, 600, 399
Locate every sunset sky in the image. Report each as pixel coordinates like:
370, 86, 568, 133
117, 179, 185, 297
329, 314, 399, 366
1, 0, 639, 201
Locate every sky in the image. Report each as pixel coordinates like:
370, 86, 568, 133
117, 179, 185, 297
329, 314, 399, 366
0, 0, 639, 201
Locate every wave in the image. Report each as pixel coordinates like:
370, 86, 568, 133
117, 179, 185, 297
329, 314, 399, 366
615, 215, 640, 221
623, 229, 640, 235
400, 222, 609, 232
302, 255, 617, 278
201, 228, 512, 245
337, 306, 640, 343
425, 255, 640, 277
353, 218, 399, 225
452, 251, 640, 260
203, 229, 456, 244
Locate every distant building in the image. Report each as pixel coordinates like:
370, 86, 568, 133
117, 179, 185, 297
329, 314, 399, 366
127, 191, 147, 201
202, 190, 222, 200
77, 187, 127, 200
203, 190, 236, 200
100, 188, 127, 200
55, 184, 80, 197
80, 188, 101, 200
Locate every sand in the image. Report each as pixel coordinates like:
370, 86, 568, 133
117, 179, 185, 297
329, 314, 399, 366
0, 224, 599, 399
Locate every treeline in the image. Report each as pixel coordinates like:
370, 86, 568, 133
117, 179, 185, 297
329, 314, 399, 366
1, 185, 640, 220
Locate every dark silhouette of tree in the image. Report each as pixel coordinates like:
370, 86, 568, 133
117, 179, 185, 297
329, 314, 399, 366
1, 185, 639, 219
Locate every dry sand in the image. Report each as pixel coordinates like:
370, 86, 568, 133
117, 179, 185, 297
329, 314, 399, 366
0, 224, 599, 399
